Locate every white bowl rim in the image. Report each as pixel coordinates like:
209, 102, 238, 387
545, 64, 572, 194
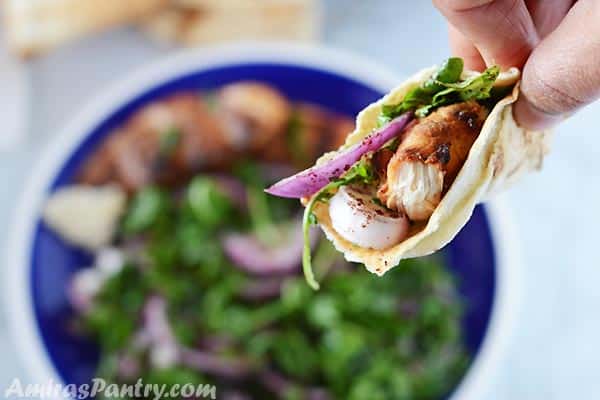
4, 41, 521, 400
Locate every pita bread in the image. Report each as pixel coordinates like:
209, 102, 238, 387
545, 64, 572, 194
173, 0, 312, 11
4, 0, 169, 57
140, 0, 319, 46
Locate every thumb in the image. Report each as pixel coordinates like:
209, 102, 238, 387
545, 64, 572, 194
514, 0, 600, 129
433, 0, 539, 68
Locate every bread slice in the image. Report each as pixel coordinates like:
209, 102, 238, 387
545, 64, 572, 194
173, 0, 313, 11
141, 0, 320, 46
4, 0, 170, 57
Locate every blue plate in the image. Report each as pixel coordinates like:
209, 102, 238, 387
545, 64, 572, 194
18, 46, 499, 398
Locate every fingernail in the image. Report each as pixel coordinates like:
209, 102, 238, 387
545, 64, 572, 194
513, 93, 564, 130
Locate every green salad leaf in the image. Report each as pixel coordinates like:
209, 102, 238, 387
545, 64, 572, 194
379, 57, 501, 122
121, 187, 170, 235
187, 176, 234, 228
379, 57, 464, 125
235, 160, 298, 245
416, 65, 500, 117
74, 91, 471, 399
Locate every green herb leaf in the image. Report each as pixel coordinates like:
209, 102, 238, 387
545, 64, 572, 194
187, 176, 233, 229
433, 65, 500, 102
122, 187, 169, 235
379, 58, 502, 121
379, 57, 465, 124
423, 57, 464, 92
273, 330, 318, 380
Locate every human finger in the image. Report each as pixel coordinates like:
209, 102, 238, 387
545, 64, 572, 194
448, 23, 486, 70
433, 0, 540, 68
515, 0, 600, 129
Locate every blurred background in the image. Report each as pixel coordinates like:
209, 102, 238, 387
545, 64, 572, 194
0, 1, 598, 399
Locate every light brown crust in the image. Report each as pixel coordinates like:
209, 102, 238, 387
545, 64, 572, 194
140, 0, 319, 46
4, 0, 169, 58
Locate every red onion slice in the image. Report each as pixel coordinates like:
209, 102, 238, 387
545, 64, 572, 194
265, 112, 413, 198
239, 278, 284, 301
180, 348, 252, 379
143, 296, 180, 368
68, 269, 102, 313
144, 296, 174, 344
259, 369, 293, 396
222, 221, 317, 275
117, 355, 140, 380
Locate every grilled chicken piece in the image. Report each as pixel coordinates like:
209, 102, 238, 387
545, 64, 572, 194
79, 93, 233, 191
164, 95, 233, 173
378, 101, 488, 220
261, 103, 354, 168
217, 82, 291, 152
79, 83, 352, 192
291, 104, 353, 159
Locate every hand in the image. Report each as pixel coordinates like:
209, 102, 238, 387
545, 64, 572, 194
433, 0, 600, 130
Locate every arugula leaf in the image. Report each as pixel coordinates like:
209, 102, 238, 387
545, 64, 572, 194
84, 265, 147, 351
235, 160, 297, 245
415, 65, 500, 117
121, 187, 170, 235
380, 58, 501, 121
434, 65, 500, 102
379, 57, 464, 125
427, 57, 464, 89
246, 183, 281, 245
187, 176, 234, 229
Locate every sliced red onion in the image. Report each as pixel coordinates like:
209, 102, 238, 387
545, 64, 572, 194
132, 330, 151, 350
308, 388, 331, 400
180, 348, 252, 379
259, 369, 292, 396
239, 278, 284, 301
117, 355, 140, 380
198, 335, 234, 352
68, 268, 103, 313
222, 222, 318, 275
144, 297, 252, 377
221, 391, 252, 400
68, 248, 125, 313
265, 112, 413, 198
144, 296, 180, 368
260, 370, 330, 399
144, 296, 174, 343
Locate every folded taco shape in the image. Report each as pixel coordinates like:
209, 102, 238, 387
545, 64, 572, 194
266, 58, 551, 289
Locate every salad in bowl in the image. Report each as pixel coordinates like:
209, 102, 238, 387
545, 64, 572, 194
6, 44, 518, 400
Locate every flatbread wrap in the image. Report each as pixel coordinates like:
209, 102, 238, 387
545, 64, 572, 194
266, 58, 551, 289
